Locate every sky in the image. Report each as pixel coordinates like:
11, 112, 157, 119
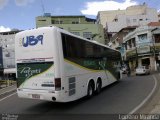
0, 0, 160, 32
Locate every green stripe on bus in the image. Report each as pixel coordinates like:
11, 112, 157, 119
17, 62, 54, 88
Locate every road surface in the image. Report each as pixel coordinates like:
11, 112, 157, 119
0, 74, 156, 120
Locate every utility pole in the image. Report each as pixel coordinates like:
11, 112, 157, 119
151, 28, 158, 71
135, 46, 138, 68
152, 35, 157, 71
135, 38, 138, 68
41, 0, 45, 16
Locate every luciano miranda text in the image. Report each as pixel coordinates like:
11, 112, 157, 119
119, 114, 159, 120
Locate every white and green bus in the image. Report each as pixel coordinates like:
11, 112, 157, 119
15, 26, 122, 102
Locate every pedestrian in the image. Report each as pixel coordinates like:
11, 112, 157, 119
156, 63, 159, 71
127, 66, 131, 77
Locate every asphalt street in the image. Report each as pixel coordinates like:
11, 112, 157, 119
0, 74, 156, 120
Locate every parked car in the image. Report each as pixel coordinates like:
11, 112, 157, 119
135, 66, 150, 75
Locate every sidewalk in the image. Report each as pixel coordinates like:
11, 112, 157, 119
0, 80, 16, 89
133, 72, 160, 114
150, 73, 160, 114
125, 71, 160, 114
150, 102, 160, 113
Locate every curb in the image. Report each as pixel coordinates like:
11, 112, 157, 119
149, 73, 160, 114
129, 75, 157, 114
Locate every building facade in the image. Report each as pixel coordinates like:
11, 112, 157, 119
36, 15, 105, 44
123, 26, 160, 71
0, 30, 20, 79
109, 26, 137, 59
97, 4, 159, 33
110, 26, 137, 49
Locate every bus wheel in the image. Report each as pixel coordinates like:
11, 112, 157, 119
95, 79, 102, 94
87, 81, 94, 98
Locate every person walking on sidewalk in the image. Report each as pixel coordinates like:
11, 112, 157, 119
156, 63, 159, 71
127, 65, 131, 77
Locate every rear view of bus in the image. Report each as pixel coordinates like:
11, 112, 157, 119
15, 27, 61, 102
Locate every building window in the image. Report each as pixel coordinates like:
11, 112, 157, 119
114, 19, 118, 22
154, 34, 160, 43
71, 32, 80, 36
59, 21, 63, 24
52, 20, 63, 24
128, 40, 132, 48
55, 21, 59, 24
52, 20, 55, 24
72, 21, 79, 24
132, 38, 136, 47
38, 19, 46, 22
126, 18, 130, 24
138, 34, 147, 44
133, 19, 137, 22
83, 32, 92, 40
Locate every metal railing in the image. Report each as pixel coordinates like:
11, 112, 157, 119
0, 80, 16, 88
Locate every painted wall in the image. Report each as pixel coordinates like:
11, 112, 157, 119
36, 16, 105, 44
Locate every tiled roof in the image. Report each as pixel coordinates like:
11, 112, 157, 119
148, 22, 160, 26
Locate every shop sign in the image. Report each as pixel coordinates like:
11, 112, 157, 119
137, 46, 150, 54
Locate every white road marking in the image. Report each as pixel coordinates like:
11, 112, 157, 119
0, 92, 17, 102
129, 75, 157, 114
0, 85, 16, 91
0, 88, 16, 96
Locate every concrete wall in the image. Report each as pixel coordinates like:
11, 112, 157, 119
55, 24, 105, 44
0, 33, 16, 69
107, 12, 158, 32
97, 5, 159, 32
107, 15, 127, 32
36, 16, 105, 44
97, 10, 125, 28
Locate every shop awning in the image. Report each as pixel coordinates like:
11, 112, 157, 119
4, 68, 16, 74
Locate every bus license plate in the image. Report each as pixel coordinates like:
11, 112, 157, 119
32, 94, 40, 99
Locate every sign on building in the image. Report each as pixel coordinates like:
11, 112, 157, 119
137, 46, 150, 54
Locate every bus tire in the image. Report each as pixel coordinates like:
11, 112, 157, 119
95, 79, 102, 94
87, 81, 94, 98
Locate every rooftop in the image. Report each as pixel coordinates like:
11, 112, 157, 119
0, 30, 21, 35
37, 15, 96, 23
119, 26, 138, 32
148, 22, 160, 27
